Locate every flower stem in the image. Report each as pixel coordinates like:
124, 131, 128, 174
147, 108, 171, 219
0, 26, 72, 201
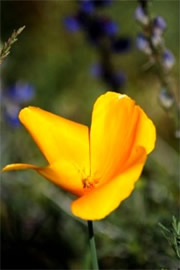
88, 220, 99, 270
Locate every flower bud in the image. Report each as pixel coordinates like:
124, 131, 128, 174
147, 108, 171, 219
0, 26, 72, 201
159, 88, 174, 109
136, 34, 152, 55
134, 6, 149, 25
153, 16, 167, 35
162, 50, 175, 70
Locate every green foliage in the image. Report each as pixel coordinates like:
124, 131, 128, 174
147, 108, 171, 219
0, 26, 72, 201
159, 216, 180, 259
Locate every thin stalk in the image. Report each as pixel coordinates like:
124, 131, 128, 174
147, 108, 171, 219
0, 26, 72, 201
138, 0, 180, 133
0, 26, 25, 65
88, 220, 99, 270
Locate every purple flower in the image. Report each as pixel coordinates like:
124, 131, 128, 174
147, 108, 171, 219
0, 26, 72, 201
63, 0, 129, 91
109, 72, 127, 88
80, 1, 94, 13
111, 37, 131, 53
90, 63, 102, 77
7, 82, 35, 103
4, 101, 21, 127
136, 34, 151, 54
159, 88, 174, 109
2, 81, 35, 128
134, 6, 149, 25
153, 16, 167, 34
87, 17, 119, 44
103, 70, 127, 89
162, 49, 175, 70
103, 20, 118, 36
63, 16, 80, 32
90, 63, 126, 89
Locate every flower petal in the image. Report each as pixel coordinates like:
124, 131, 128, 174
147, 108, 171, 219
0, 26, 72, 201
90, 92, 140, 184
39, 160, 84, 195
2, 161, 84, 196
2, 163, 39, 171
71, 146, 147, 220
19, 106, 89, 172
90, 92, 156, 185
134, 106, 156, 154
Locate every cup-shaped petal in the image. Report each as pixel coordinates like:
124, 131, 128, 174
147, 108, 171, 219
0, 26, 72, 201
19, 106, 90, 173
133, 105, 156, 154
90, 92, 156, 186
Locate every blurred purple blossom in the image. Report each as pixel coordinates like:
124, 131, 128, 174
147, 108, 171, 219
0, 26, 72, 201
159, 88, 174, 109
80, 0, 112, 11
6, 82, 35, 103
136, 34, 151, 54
81, 1, 94, 13
135, 0, 177, 124
103, 20, 118, 36
90, 62, 127, 89
153, 16, 167, 34
4, 101, 21, 127
162, 49, 175, 70
90, 63, 102, 77
63, 0, 131, 91
135, 6, 149, 25
86, 17, 119, 44
63, 16, 80, 32
2, 81, 35, 128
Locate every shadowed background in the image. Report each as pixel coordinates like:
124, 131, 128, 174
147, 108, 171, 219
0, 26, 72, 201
1, 0, 179, 269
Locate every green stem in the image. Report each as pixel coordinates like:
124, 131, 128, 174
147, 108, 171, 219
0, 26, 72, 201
88, 221, 99, 270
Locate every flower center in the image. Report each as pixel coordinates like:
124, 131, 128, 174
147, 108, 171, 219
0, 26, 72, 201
82, 176, 100, 191
82, 178, 94, 189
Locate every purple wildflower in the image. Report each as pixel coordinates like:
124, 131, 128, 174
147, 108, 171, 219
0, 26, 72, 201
135, 6, 149, 25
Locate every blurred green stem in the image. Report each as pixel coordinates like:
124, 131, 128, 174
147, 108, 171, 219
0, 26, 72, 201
88, 221, 99, 270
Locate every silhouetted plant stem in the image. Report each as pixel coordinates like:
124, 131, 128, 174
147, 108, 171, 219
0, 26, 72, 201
88, 220, 99, 270
0, 26, 25, 65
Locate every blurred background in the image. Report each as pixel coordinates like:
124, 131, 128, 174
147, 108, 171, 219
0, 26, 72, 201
1, 0, 179, 269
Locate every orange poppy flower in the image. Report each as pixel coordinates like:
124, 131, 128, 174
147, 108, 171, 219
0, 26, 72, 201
2, 92, 156, 220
